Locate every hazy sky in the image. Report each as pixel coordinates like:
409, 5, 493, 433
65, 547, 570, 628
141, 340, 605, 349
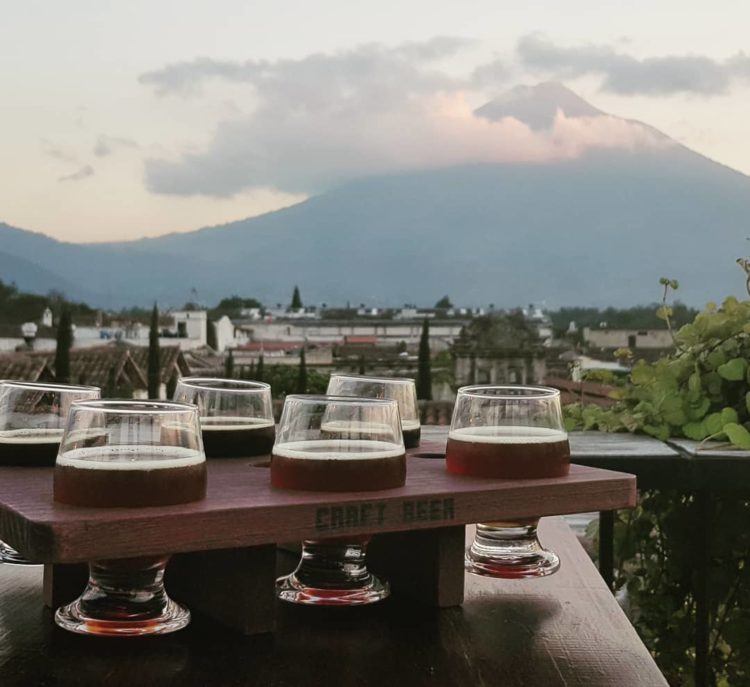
2, 0, 750, 243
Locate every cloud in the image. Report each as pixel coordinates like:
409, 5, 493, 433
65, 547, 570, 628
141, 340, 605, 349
139, 36, 473, 97
94, 135, 138, 157
41, 139, 78, 163
517, 34, 750, 96
139, 40, 668, 198
58, 165, 94, 182
470, 58, 508, 87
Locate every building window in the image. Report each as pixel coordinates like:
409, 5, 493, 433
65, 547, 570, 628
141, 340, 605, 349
628, 334, 636, 348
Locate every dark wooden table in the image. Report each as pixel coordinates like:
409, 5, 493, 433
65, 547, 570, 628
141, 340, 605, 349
421, 427, 730, 685
0, 518, 666, 687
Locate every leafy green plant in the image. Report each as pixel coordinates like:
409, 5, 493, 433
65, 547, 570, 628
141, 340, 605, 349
567, 292, 750, 683
565, 296, 750, 448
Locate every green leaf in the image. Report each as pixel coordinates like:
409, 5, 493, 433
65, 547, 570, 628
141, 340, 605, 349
703, 372, 723, 397
704, 413, 723, 435
720, 407, 739, 426
717, 357, 747, 381
723, 423, 750, 449
685, 396, 710, 421
688, 372, 701, 394
631, 362, 655, 386
663, 408, 687, 426
643, 423, 670, 441
706, 349, 727, 370
682, 421, 707, 441
746, 392, 750, 415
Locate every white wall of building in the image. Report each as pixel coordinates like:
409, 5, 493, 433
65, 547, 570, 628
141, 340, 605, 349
584, 328, 673, 349
239, 320, 464, 351
214, 315, 249, 353
0, 337, 56, 352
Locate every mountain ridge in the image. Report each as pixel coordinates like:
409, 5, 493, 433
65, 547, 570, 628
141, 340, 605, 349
1, 84, 748, 309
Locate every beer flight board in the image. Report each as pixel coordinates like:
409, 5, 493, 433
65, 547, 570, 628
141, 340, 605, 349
0, 438, 636, 635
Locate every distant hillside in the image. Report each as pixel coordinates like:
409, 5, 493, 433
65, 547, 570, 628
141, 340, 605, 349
0, 247, 99, 304
1, 84, 748, 309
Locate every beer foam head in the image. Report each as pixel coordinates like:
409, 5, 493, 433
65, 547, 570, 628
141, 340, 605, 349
401, 419, 420, 431
273, 439, 404, 461
57, 445, 206, 470
200, 416, 275, 431
448, 426, 568, 444
0, 428, 63, 444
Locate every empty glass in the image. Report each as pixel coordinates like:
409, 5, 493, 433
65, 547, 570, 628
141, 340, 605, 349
327, 374, 420, 448
0, 380, 100, 564
445, 385, 570, 578
53, 400, 207, 636
272, 395, 405, 605
173, 377, 274, 458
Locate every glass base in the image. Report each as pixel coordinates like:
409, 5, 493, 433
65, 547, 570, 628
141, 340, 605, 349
0, 540, 37, 566
55, 597, 190, 637
54, 556, 190, 637
276, 539, 390, 606
465, 521, 560, 579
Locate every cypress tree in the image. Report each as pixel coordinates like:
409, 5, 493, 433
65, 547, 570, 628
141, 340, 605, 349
105, 365, 117, 398
291, 285, 302, 310
256, 355, 265, 382
166, 373, 177, 399
147, 303, 161, 398
416, 319, 432, 400
54, 307, 73, 383
296, 347, 308, 393
207, 320, 218, 351
224, 349, 235, 378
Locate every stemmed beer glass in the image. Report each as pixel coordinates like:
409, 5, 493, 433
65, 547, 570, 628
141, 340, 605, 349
53, 400, 207, 636
445, 385, 570, 578
173, 377, 275, 458
0, 380, 100, 564
327, 374, 421, 448
272, 395, 406, 605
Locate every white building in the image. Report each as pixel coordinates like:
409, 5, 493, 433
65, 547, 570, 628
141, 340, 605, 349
57, 310, 211, 351
239, 307, 263, 320
271, 307, 319, 320
237, 318, 465, 352
522, 304, 554, 346
393, 307, 436, 320
583, 327, 673, 350
213, 315, 249, 353
564, 354, 630, 381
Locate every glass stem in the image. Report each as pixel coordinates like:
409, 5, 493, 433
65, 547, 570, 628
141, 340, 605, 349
293, 538, 372, 590
79, 555, 171, 621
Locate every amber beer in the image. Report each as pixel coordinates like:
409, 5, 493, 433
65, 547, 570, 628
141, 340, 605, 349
446, 426, 570, 479
0, 428, 63, 466
199, 417, 275, 458
271, 439, 406, 491
54, 445, 207, 507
